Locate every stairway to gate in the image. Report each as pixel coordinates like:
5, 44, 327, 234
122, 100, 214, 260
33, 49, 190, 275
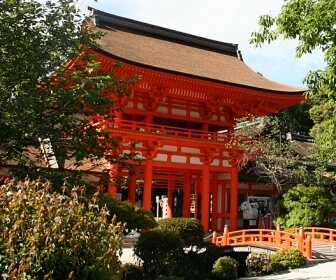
211, 225, 336, 260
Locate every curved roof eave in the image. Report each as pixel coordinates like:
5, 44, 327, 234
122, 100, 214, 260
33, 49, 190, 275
95, 47, 305, 97
88, 8, 306, 95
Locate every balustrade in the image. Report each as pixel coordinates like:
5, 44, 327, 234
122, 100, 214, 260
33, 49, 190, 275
103, 119, 231, 143
212, 225, 320, 259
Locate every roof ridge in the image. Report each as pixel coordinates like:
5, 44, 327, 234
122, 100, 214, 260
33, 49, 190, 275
88, 7, 239, 56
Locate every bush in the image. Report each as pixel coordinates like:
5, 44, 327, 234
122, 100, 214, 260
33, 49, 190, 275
179, 242, 225, 280
157, 218, 204, 247
0, 178, 124, 279
277, 184, 336, 228
14, 170, 158, 233
270, 248, 306, 272
245, 252, 272, 277
212, 256, 239, 280
121, 263, 143, 280
133, 229, 184, 279
98, 193, 157, 232
157, 276, 184, 280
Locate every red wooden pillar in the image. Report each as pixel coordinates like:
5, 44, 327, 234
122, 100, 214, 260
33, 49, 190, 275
108, 164, 118, 196
146, 115, 153, 132
194, 178, 199, 220
211, 172, 218, 231
183, 170, 191, 218
167, 173, 173, 218
128, 176, 137, 203
143, 157, 153, 210
113, 111, 122, 128
201, 164, 210, 231
229, 167, 238, 231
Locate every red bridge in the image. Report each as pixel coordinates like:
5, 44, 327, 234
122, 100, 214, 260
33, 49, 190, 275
212, 225, 336, 260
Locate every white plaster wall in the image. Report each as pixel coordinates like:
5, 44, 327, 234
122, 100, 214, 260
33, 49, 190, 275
217, 173, 231, 180
157, 106, 168, 114
158, 145, 178, 152
181, 147, 200, 154
190, 157, 202, 165
172, 108, 187, 116
190, 111, 201, 118
171, 155, 187, 163
211, 159, 219, 166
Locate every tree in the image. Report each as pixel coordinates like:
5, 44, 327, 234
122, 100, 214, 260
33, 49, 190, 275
98, 193, 157, 232
276, 184, 336, 228
0, 178, 125, 279
267, 102, 313, 137
234, 115, 309, 194
0, 0, 139, 185
308, 90, 336, 169
250, 0, 336, 172
0, 0, 157, 240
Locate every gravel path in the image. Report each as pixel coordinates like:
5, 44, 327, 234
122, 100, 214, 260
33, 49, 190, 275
239, 260, 336, 280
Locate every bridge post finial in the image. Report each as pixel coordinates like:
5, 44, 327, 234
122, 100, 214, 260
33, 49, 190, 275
212, 231, 217, 244
221, 225, 228, 246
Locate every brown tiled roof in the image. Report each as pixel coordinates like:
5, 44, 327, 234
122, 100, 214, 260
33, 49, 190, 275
89, 8, 305, 94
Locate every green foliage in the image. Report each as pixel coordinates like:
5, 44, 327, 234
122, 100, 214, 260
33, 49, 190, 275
309, 98, 335, 135
133, 221, 228, 280
235, 115, 309, 193
8, 169, 157, 232
11, 169, 98, 196
99, 193, 157, 232
157, 276, 184, 280
311, 117, 336, 169
268, 102, 314, 136
306, 87, 336, 174
157, 218, 204, 247
0, 0, 139, 183
133, 229, 184, 279
245, 252, 272, 277
270, 248, 306, 272
0, 178, 124, 279
211, 256, 239, 280
121, 263, 143, 280
180, 242, 225, 280
276, 184, 336, 228
250, 0, 336, 177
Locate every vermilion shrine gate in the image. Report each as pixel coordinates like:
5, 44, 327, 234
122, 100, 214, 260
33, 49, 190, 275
87, 8, 305, 231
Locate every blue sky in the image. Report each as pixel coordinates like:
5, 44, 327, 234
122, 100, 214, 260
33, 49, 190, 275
79, 0, 325, 88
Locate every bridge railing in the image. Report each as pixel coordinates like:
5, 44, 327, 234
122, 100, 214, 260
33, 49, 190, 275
284, 227, 336, 244
212, 225, 312, 259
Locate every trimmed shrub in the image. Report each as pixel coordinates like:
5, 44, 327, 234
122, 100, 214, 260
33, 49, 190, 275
133, 229, 184, 279
157, 276, 184, 280
212, 256, 239, 280
98, 193, 157, 231
245, 252, 272, 277
270, 248, 306, 272
180, 241, 225, 280
0, 178, 124, 279
121, 263, 143, 280
157, 218, 204, 247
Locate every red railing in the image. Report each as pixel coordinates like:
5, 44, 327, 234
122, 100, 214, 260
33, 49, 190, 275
284, 227, 336, 243
100, 119, 231, 143
212, 225, 313, 259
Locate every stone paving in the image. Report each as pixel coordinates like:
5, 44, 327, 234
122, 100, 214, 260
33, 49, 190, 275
311, 241, 336, 260
239, 260, 336, 280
